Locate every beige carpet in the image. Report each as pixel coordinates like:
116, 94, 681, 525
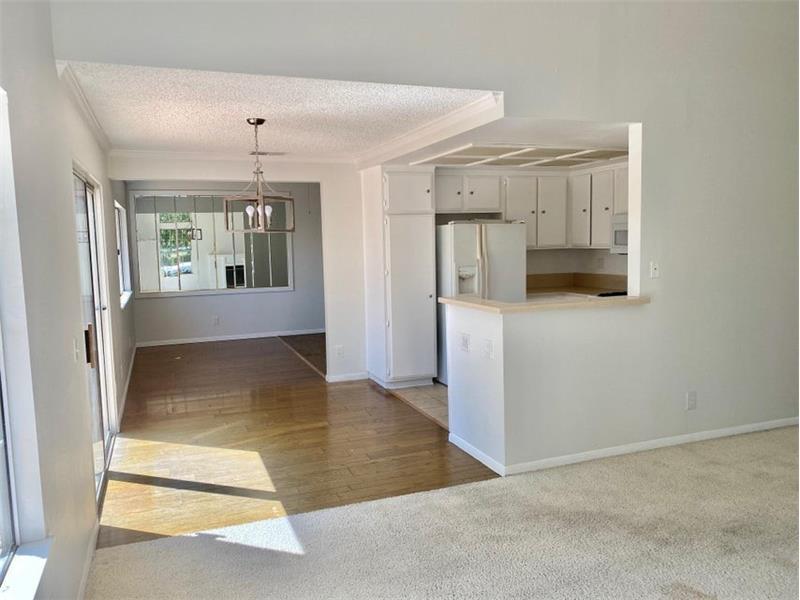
87, 427, 798, 599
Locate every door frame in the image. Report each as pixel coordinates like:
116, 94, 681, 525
73, 165, 120, 493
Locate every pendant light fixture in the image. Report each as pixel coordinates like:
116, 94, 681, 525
223, 118, 295, 233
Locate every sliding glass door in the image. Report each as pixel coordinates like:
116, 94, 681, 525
73, 174, 112, 493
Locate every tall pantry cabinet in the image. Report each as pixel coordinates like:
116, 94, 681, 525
361, 166, 437, 388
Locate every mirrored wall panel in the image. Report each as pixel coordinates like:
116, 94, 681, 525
133, 193, 293, 294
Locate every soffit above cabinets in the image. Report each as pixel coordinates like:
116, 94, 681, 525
410, 144, 627, 169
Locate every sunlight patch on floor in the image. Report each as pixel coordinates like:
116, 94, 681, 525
111, 436, 276, 492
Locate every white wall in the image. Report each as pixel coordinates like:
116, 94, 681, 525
111, 156, 365, 379
62, 76, 137, 420
127, 180, 325, 345
0, 3, 98, 597
50, 0, 798, 450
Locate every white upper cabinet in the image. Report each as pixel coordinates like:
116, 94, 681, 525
504, 176, 538, 247
591, 170, 613, 248
463, 175, 502, 211
383, 171, 433, 214
569, 173, 591, 247
536, 176, 568, 248
613, 166, 628, 215
434, 174, 463, 212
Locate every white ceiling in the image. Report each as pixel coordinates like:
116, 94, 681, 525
62, 61, 495, 160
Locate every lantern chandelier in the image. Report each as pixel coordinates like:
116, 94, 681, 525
223, 118, 295, 233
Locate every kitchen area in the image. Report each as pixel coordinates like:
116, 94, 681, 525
361, 121, 648, 473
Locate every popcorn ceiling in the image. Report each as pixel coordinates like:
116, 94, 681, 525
65, 61, 493, 158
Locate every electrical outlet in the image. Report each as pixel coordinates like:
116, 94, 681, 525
459, 333, 470, 353
482, 339, 494, 359
596, 256, 605, 269
649, 261, 660, 279
334, 344, 344, 357
685, 391, 697, 411
212, 315, 220, 326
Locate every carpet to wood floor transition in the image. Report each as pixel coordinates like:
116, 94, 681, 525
88, 427, 798, 600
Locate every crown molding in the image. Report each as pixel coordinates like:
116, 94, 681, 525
354, 91, 504, 170
108, 148, 355, 165
58, 63, 111, 151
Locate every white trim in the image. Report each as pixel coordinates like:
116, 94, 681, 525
119, 290, 133, 309
134, 286, 294, 300
110, 148, 353, 165
325, 372, 369, 383
355, 92, 505, 169
76, 521, 100, 600
500, 417, 799, 477
448, 433, 507, 476
136, 328, 325, 348
115, 347, 136, 432
58, 64, 111, 151
369, 375, 435, 390
0, 538, 52, 600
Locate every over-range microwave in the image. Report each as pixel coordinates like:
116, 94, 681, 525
610, 215, 628, 255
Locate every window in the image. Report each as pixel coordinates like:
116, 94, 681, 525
132, 193, 293, 294
114, 202, 132, 304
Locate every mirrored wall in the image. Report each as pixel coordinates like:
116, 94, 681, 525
132, 194, 292, 294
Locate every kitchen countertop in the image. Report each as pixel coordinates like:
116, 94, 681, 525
439, 291, 650, 314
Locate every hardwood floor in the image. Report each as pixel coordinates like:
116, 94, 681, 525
278, 333, 327, 376
97, 338, 496, 549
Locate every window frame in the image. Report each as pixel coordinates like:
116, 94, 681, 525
128, 190, 295, 299
114, 202, 133, 308
0, 321, 19, 582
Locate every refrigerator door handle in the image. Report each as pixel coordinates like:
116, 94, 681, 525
475, 224, 484, 298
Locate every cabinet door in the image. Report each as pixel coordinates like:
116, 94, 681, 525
384, 172, 433, 213
614, 167, 628, 215
569, 174, 591, 247
384, 213, 436, 380
591, 170, 613, 247
504, 176, 537, 247
434, 174, 463, 213
464, 175, 502, 211
536, 176, 567, 248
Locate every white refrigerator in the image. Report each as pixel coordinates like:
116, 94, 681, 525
436, 221, 526, 384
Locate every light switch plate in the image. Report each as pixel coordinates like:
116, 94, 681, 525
649, 261, 660, 279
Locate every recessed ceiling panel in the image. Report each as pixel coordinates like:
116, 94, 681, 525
575, 149, 628, 160
481, 157, 537, 166
515, 147, 582, 158
455, 146, 526, 157
533, 158, 599, 167
420, 156, 482, 165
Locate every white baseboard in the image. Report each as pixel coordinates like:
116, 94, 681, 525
451, 416, 799, 477
77, 520, 100, 599
115, 346, 136, 428
449, 433, 507, 475
326, 372, 369, 383
368, 374, 435, 390
136, 328, 325, 348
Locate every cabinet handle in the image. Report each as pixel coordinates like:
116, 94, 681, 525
469, 191, 474, 195
426, 189, 430, 194
604, 206, 609, 211
530, 210, 536, 214
582, 208, 587, 213
540, 209, 546, 214
457, 191, 461, 195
